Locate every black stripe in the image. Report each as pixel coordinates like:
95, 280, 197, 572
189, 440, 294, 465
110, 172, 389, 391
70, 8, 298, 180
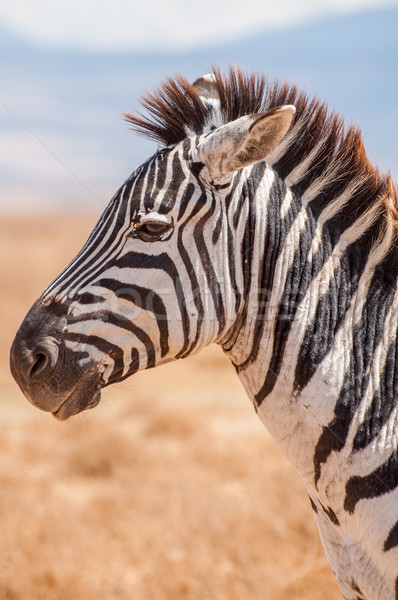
344, 448, 398, 514
222, 197, 253, 352
226, 217, 241, 320
143, 154, 162, 211
154, 150, 171, 209
128, 160, 150, 218
177, 182, 196, 221
193, 193, 225, 335
212, 211, 223, 245
353, 337, 398, 452
107, 347, 140, 384
76, 292, 105, 305
384, 520, 398, 552
350, 580, 362, 596
321, 504, 340, 526
65, 332, 125, 377
309, 496, 318, 513
175, 196, 207, 359
223, 175, 247, 324
158, 152, 186, 214
177, 141, 207, 222
232, 187, 247, 230
225, 170, 246, 229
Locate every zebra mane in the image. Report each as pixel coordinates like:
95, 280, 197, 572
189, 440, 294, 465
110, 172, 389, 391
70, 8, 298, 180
124, 66, 398, 273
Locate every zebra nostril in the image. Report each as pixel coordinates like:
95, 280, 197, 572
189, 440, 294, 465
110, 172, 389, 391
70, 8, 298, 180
29, 351, 50, 381
23, 341, 59, 383
10, 307, 64, 394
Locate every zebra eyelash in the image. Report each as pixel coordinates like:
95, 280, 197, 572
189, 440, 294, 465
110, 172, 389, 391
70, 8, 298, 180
129, 214, 174, 241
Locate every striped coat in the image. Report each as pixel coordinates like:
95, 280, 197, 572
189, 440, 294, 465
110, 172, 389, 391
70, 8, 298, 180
10, 68, 398, 599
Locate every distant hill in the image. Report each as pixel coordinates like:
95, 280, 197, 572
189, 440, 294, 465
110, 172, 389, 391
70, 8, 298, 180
0, 5, 397, 211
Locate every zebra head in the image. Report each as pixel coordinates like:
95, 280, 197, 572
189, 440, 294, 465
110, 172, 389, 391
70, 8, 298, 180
10, 72, 295, 420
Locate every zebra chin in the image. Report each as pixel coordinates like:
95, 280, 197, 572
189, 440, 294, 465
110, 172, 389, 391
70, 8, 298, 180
9, 303, 105, 420
50, 379, 102, 421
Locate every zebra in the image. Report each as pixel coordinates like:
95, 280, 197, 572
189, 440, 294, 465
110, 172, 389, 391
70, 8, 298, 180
10, 66, 398, 600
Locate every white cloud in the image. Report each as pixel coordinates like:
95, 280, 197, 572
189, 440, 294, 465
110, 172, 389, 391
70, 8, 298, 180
0, 0, 397, 52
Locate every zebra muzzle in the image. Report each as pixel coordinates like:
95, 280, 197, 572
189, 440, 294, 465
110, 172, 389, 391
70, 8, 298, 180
10, 303, 103, 419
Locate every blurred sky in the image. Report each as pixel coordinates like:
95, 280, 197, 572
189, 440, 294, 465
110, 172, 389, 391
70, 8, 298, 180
0, 0, 396, 51
0, 0, 397, 213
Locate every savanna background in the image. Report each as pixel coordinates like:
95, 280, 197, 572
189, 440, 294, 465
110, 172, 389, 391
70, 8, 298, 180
1, 1, 397, 598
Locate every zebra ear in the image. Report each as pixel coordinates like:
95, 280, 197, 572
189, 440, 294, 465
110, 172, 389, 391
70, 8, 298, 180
193, 73, 224, 130
196, 106, 296, 188
193, 73, 219, 102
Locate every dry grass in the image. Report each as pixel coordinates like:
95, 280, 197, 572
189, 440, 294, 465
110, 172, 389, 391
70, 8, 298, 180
0, 214, 340, 599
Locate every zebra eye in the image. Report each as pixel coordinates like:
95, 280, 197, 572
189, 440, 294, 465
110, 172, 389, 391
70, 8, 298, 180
134, 220, 172, 241
141, 222, 169, 234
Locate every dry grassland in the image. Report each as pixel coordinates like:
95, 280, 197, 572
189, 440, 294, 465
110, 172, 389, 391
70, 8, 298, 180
0, 214, 340, 599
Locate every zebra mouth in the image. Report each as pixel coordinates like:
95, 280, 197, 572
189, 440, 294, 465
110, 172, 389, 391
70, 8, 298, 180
51, 381, 102, 421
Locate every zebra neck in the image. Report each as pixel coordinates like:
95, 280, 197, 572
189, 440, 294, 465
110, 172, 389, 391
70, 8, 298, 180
222, 167, 398, 475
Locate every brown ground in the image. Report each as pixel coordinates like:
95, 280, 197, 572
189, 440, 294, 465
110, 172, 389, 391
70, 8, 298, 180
0, 214, 341, 599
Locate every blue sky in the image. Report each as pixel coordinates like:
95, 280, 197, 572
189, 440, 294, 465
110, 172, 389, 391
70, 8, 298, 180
1, 0, 397, 52
0, 0, 397, 212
